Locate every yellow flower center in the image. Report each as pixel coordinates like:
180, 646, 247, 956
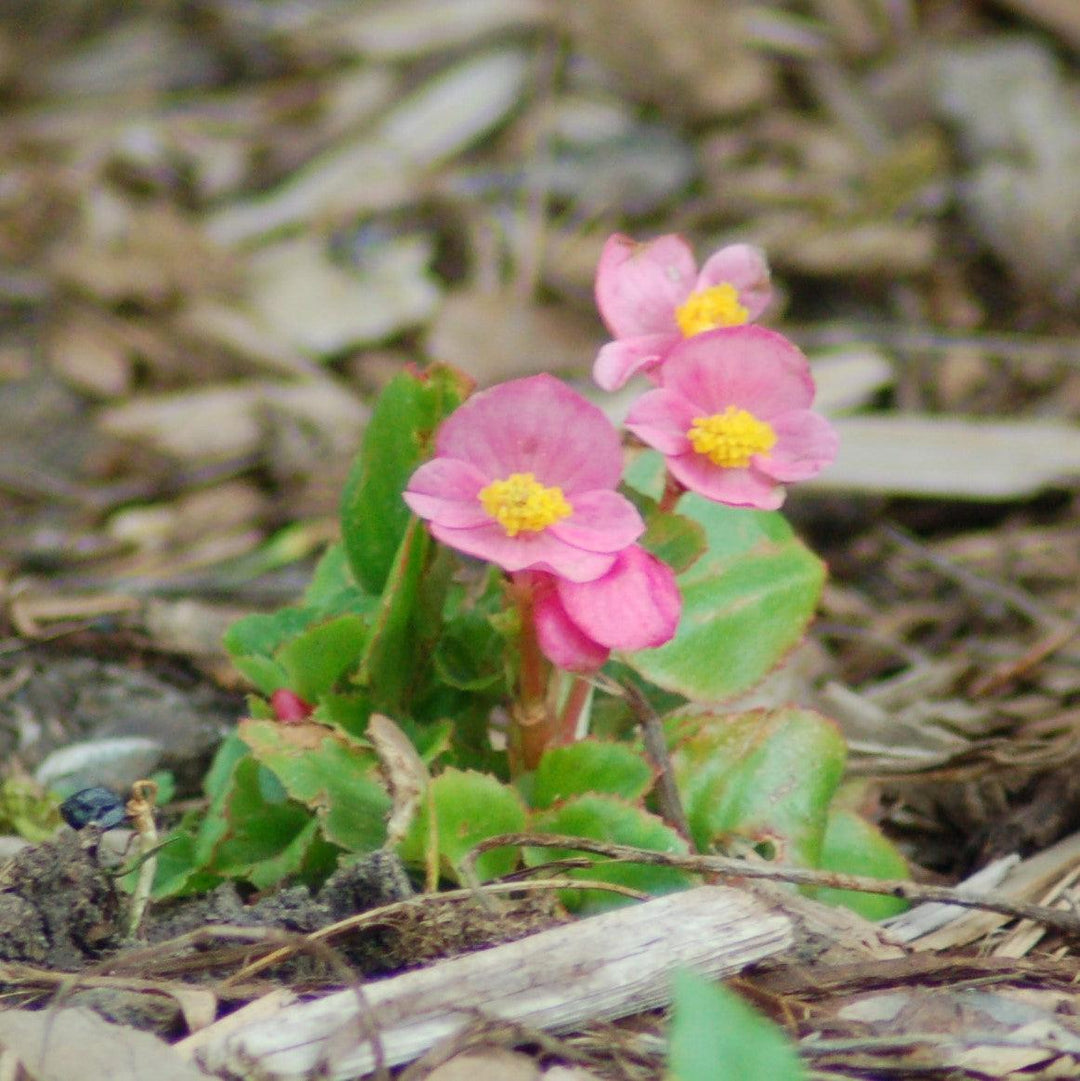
675, 283, 749, 337
478, 472, 572, 537
688, 407, 776, 468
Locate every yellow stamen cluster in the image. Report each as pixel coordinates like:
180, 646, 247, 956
688, 407, 776, 469
479, 472, 572, 537
675, 283, 749, 337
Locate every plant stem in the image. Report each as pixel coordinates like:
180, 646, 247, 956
509, 577, 555, 772
555, 675, 592, 745
514, 582, 546, 706
658, 472, 685, 514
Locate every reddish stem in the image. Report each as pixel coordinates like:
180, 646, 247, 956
513, 579, 546, 706
555, 675, 592, 745
658, 472, 685, 514
508, 576, 556, 772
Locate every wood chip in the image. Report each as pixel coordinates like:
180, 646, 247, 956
812, 415, 1080, 498
195, 886, 792, 1081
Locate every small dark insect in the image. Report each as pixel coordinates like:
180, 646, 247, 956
59, 786, 127, 830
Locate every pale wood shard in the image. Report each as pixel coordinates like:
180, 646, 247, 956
194, 886, 792, 1081
811, 415, 1080, 499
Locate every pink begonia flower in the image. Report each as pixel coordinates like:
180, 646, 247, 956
526, 545, 682, 672
404, 374, 644, 583
625, 326, 838, 511
593, 233, 773, 391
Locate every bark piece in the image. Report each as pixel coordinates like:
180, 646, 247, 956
195, 885, 791, 1081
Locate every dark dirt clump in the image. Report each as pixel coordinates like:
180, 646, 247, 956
0, 827, 120, 968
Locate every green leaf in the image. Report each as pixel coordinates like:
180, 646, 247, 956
671, 708, 846, 867
356, 517, 429, 711
434, 608, 506, 692
397, 768, 527, 883
526, 794, 694, 912
223, 609, 317, 694
277, 614, 368, 702
238, 718, 390, 854
149, 825, 222, 899
194, 756, 318, 886
340, 365, 468, 594
622, 485, 707, 574
302, 542, 357, 609
223, 573, 379, 697
531, 741, 654, 810
202, 730, 253, 803
816, 808, 910, 920
623, 478, 825, 702
669, 970, 805, 1081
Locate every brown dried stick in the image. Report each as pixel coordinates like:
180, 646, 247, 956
464, 834, 1080, 938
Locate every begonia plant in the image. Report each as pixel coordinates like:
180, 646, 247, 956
152, 232, 907, 922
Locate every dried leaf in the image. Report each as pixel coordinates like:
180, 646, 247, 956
367, 713, 429, 848
0, 1007, 213, 1081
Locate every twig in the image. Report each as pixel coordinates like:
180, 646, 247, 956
602, 676, 693, 842
220, 876, 644, 988
125, 779, 158, 938
463, 834, 1080, 938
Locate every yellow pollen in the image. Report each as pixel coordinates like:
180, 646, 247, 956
675, 283, 749, 337
688, 407, 776, 469
478, 472, 572, 537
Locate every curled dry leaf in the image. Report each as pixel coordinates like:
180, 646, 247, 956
368, 712, 430, 848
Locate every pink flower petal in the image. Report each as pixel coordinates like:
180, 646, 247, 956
756, 410, 839, 482
592, 332, 678, 391
532, 578, 610, 672
695, 243, 773, 321
624, 389, 696, 456
659, 328, 815, 419
435, 374, 623, 494
594, 234, 695, 339
429, 521, 617, 582
666, 452, 786, 510
556, 546, 681, 652
548, 489, 644, 556
403, 458, 490, 528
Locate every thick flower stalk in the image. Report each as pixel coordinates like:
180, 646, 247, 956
404, 374, 644, 583
625, 326, 839, 510
525, 545, 682, 673
593, 233, 773, 391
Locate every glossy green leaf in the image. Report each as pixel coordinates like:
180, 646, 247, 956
238, 717, 390, 854
623, 482, 825, 702
302, 543, 357, 609
526, 794, 693, 912
434, 609, 505, 692
223, 562, 379, 697
816, 808, 910, 920
669, 970, 805, 1081
223, 609, 316, 694
356, 517, 429, 711
149, 824, 222, 899
340, 365, 468, 594
622, 485, 707, 574
194, 755, 316, 885
396, 768, 527, 883
531, 741, 654, 810
671, 708, 846, 868
277, 614, 368, 702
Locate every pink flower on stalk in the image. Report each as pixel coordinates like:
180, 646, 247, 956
526, 545, 682, 672
404, 374, 644, 583
625, 326, 838, 511
593, 233, 773, 391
